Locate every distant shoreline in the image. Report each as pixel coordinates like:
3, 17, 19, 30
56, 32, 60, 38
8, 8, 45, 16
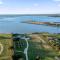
0, 14, 60, 17
22, 21, 60, 26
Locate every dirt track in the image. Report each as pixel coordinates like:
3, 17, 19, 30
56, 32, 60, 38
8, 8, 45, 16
0, 42, 3, 55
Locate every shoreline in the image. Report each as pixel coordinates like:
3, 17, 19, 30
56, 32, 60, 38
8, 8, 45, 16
0, 32, 60, 34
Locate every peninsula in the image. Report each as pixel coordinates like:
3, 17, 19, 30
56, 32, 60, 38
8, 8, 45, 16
22, 20, 60, 26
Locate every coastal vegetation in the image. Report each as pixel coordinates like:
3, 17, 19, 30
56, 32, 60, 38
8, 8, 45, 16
0, 33, 60, 60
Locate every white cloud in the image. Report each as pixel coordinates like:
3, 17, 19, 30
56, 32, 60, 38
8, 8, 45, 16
57, 4, 60, 6
0, 5, 60, 14
53, 0, 60, 1
53, 0, 60, 7
0, 0, 3, 4
33, 3, 39, 7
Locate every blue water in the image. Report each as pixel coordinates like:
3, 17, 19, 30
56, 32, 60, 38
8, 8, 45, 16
0, 15, 60, 33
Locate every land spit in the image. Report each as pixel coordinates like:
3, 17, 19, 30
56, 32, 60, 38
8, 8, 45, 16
22, 20, 60, 26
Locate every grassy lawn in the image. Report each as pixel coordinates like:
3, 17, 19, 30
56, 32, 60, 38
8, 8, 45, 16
0, 34, 13, 60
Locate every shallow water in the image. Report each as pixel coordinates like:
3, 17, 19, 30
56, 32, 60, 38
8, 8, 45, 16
0, 15, 60, 33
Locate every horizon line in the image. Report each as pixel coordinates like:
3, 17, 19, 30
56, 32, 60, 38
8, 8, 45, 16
0, 13, 60, 15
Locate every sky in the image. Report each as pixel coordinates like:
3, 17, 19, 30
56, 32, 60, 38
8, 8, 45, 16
0, 0, 60, 14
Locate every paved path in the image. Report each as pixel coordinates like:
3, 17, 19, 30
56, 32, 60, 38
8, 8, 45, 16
16, 38, 29, 60
0, 42, 3, 55
24, 38, 29, 60
55, 56, 60, 60
14, 38, 29, 60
